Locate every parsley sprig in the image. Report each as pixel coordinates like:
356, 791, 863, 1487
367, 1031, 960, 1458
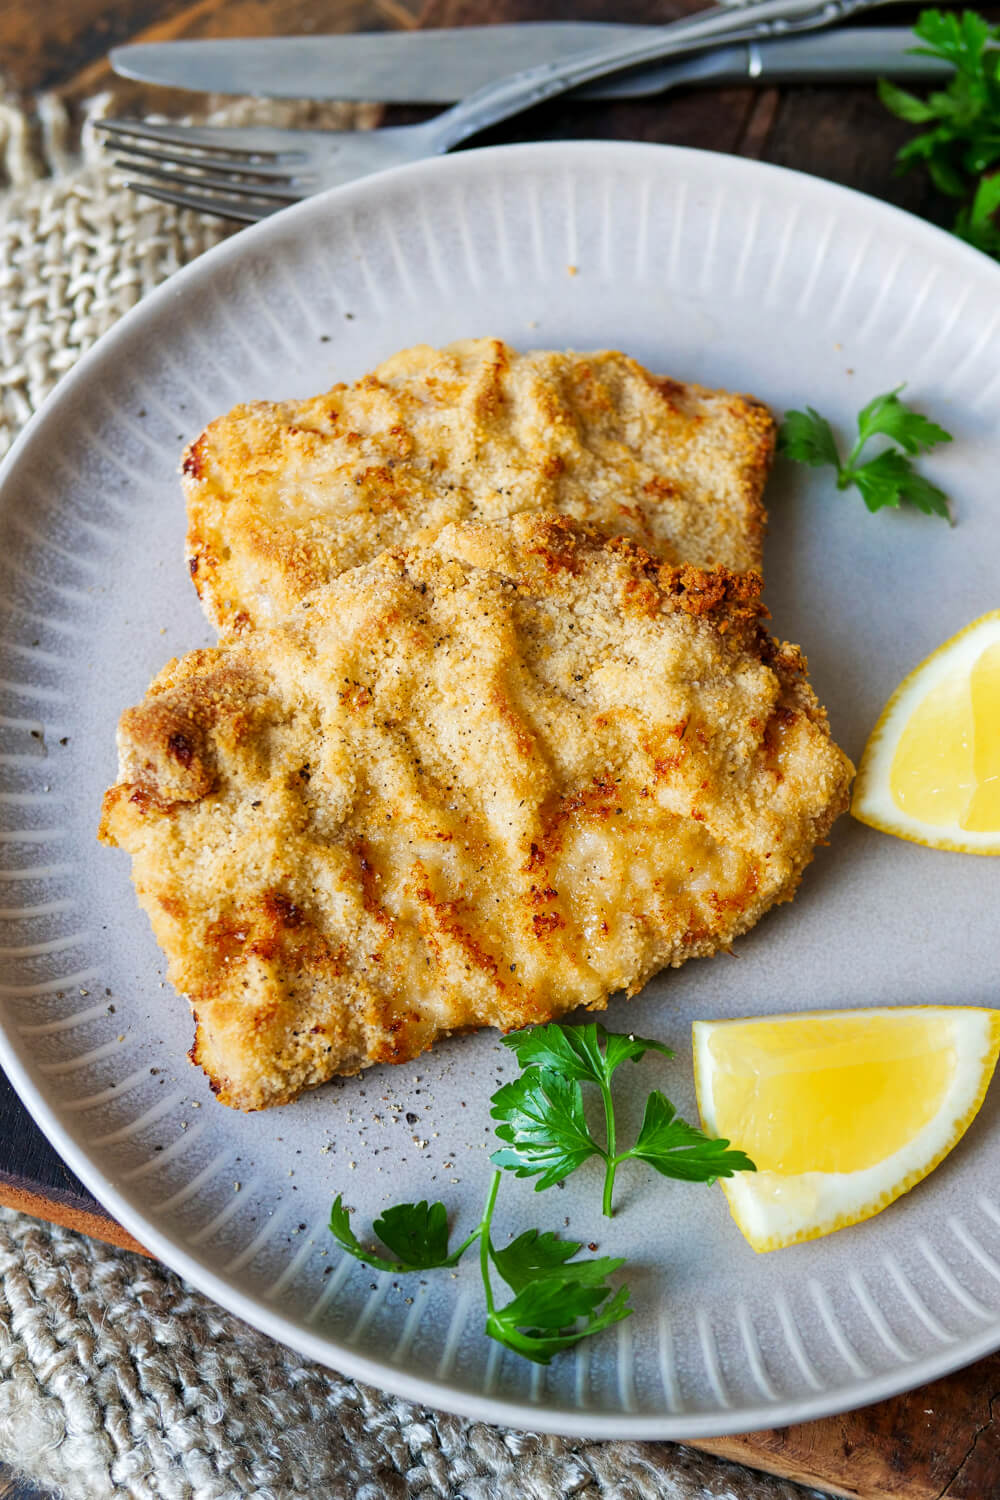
331, 1170, 629, 1364
328, 1021, 755, 1364
490, 1023, 753, 1216
878, 10, 1000, 257
777, 387, 953, 518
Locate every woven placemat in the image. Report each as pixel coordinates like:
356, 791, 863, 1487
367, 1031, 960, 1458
0, 92, 826, 1500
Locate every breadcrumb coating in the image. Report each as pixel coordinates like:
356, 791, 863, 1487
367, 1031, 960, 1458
183, 338, 774, 631
101, 515, 852, 1110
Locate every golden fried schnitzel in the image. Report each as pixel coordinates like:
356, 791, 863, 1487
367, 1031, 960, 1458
183, 338, 774, 631
100, 515, 852, 1110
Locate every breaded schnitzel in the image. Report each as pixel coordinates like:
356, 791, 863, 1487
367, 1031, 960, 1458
100, 514, 852, 1111
183, 338, 774, 631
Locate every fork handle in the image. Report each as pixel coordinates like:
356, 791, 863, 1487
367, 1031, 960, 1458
428, 0, 901, 152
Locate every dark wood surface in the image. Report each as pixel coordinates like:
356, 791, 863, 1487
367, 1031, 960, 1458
0, 1068, 146, 1254
2, 2, 1000, 1498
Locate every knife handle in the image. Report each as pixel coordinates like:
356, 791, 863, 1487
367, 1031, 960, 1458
750, 26, 951, 82
429, 0, 903, 151
576, 28, 953, 100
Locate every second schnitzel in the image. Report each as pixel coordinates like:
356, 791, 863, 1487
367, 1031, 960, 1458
184, 338, 774, 631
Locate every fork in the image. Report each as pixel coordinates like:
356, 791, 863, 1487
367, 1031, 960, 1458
97, 0, 904, 223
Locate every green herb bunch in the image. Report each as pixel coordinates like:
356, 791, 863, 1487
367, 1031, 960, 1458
329, 1022, 754, 1364
879, 9, 1000, 256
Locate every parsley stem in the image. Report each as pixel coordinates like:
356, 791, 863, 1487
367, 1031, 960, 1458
447, 1225, 485, 1267
599, 1078, 617, 1218
843, 434, 867, 474
479, 1169, 502, 1316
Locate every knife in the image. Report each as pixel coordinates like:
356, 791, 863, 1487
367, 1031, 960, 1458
110, 25, 951, 104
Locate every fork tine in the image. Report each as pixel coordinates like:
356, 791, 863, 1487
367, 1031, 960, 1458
112, 157, 301, 204
106, 138, 300, 184
118, 178, 279, 224
94, 118, 308, 163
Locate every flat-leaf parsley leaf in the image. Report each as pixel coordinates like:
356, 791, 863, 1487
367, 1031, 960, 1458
490, 1068, 600, 1189
499, 1020, 674, 1085
491, 1228, 623, 1293
329, 1195, 472, 1272
485, 1279, 632, 1365
625, 1091, 756, 1184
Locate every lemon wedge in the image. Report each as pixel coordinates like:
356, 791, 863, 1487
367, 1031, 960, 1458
693, 1007, 1000, 1252
852, 610, 1000, 853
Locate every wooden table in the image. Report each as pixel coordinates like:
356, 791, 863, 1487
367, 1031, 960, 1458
3, 2, 1000, 1497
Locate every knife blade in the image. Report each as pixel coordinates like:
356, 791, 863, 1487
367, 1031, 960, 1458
110, 25, 951, 105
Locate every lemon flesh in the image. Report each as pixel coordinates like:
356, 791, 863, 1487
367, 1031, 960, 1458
853, 611, 1000, 853
889, 639, 1000, 829
694, 1007, 1000, 1252
705, 1014, 955, 1174
968, 641, 1000, 830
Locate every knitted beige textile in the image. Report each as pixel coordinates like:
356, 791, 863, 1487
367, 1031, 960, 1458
0, 1210, 826, 1500
0, 94, 827, 1500
0, 90, 382, 451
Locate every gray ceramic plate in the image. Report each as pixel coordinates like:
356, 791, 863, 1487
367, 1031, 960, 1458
1, 142, 999, 1438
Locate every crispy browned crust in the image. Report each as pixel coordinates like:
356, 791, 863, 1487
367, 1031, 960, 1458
183, 339, 775, 631
100, 514, 852, 1110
